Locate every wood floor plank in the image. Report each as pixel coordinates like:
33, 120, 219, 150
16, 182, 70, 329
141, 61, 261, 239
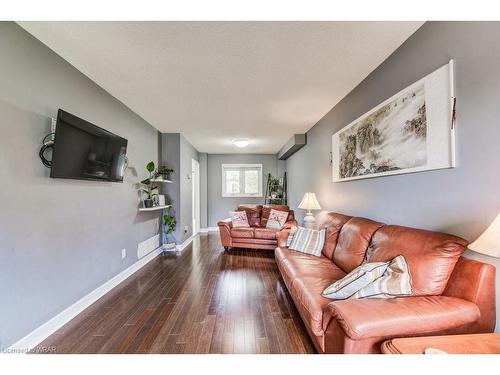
38, 233, 315, 354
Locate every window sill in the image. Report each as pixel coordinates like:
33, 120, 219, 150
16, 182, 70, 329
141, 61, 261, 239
222, 194, 263, 198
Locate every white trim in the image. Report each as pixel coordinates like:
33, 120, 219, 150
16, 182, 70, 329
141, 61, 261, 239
8, 246, 163, 352
199, 227, 219, 233
176, 234, 196, 252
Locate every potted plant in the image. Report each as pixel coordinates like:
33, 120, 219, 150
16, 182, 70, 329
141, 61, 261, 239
140, 161, 158, 208
155, 166, 174, 181
162, 214, 177, 250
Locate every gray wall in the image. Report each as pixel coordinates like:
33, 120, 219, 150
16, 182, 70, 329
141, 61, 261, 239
179, 134, 199, 241
286, 21, 500, 331
160, 133, 200, 242
161, 133, 182, 242
207, 154, 283, 226
0, 22, 160, 346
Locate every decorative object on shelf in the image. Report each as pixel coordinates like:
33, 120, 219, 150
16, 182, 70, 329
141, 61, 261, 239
469, 213, 500, 258
140, 161, 158, 208
264, 172, 287, 205
155, 166, 174, 181
298, 192, 321, 229
157, 194, 166, 207
332, 60, 456, 182
162, 213, 177, 251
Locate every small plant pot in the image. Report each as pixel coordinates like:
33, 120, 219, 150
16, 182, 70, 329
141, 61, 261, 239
144, 199, 154, 208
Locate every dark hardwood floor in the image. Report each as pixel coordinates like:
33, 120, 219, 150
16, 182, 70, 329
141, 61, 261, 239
39, 233, 315, 354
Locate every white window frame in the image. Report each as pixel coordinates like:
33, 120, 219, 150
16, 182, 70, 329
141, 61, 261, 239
221, 163, 263, 198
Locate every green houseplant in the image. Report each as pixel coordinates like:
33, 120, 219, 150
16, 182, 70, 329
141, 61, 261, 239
162, 213, 177, 250
155, 166, 174, 181
140, 161, 158, 208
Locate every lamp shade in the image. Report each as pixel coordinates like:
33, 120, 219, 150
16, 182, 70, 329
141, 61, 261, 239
298, 192, 321, 210
469, 213, 500, 258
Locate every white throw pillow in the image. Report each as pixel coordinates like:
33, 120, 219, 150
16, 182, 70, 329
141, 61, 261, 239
229, 210, 250, 228
288, 227, 326, 257
322, 261, 390, 300
266, 209, 289, 229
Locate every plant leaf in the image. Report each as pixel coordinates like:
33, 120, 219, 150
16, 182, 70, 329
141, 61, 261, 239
141, 178, 150, 185
146, 161, 155, 173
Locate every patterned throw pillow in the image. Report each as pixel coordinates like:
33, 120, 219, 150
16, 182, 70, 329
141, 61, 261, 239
352, 255, 412, 299
266, 208, 289, 229
322, 261, 390, 300
230, 210, 250, 228
288, 227, 326, 257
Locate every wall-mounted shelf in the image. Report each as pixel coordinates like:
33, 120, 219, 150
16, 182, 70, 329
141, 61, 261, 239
138, 205, 171, 212
150, 178, 173, 183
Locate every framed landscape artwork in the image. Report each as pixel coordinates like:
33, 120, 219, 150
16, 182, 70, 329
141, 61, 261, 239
332, 60, 456, 182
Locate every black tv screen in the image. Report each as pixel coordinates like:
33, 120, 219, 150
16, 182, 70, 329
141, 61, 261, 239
50, 109, 128, 182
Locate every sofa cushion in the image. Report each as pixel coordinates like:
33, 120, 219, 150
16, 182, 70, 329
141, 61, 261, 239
237, 204, 262, 227
317, 212, 352, 260
233, 238, 275, 245
254, 227, 279, 240
290, 276, 343, 336
230, 227, 255, 239
333, 217, 384, 273
322, 296, 480, 340
275, 247, 346, 281
261, 205, 292, 227
365, 225, 468, 296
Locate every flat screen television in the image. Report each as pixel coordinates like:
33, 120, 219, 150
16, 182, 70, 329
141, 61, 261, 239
50, 109, 128, 182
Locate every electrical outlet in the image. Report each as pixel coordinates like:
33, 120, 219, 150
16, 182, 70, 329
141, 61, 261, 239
184, 226, 188, 233
121, 248, 127, 259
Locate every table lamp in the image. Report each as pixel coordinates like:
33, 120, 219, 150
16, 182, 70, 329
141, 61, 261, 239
469, 213, 500, 258
298, 192, 321, 229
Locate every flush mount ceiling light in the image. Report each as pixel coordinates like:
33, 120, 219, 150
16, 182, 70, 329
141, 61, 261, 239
232, 138, 249, 148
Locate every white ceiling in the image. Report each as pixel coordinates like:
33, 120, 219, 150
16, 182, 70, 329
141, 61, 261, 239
19, 21, 423, 154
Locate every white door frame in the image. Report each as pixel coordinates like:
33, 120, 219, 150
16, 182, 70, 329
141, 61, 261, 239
192, 159, 200, 236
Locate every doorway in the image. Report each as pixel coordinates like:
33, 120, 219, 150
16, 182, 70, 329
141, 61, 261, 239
192, 158, 200, 236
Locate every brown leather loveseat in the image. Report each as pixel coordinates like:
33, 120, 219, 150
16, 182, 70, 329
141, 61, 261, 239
218, 204, 297, 250
275, 212, 496, 354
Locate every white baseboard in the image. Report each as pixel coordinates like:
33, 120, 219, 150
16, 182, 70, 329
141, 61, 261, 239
176, 234, 196, 251
8, 246, 163, 352
199, 227, 218, 233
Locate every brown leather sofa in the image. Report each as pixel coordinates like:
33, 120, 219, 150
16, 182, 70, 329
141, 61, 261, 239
275, 212, 496, 354
218, 204, 297, 250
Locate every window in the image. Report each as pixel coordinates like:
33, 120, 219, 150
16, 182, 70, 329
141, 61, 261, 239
222, 164, 263, 197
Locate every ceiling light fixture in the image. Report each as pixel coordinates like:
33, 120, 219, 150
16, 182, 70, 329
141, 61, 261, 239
233, 138, 249, 148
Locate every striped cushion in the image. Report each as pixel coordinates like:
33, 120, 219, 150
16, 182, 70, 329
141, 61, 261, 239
352, 255, 412, 299
288, 227, 326, 257
286, 226, 298, 247
322, 261, 390, 300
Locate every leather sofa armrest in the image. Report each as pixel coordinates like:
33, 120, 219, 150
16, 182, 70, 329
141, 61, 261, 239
218, 218, 233, 247
277, 229, 291, 248
218, 218, 233, 229
322, 296, 480, 341
276, 221, 297, 247
283, 219, 298, 230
